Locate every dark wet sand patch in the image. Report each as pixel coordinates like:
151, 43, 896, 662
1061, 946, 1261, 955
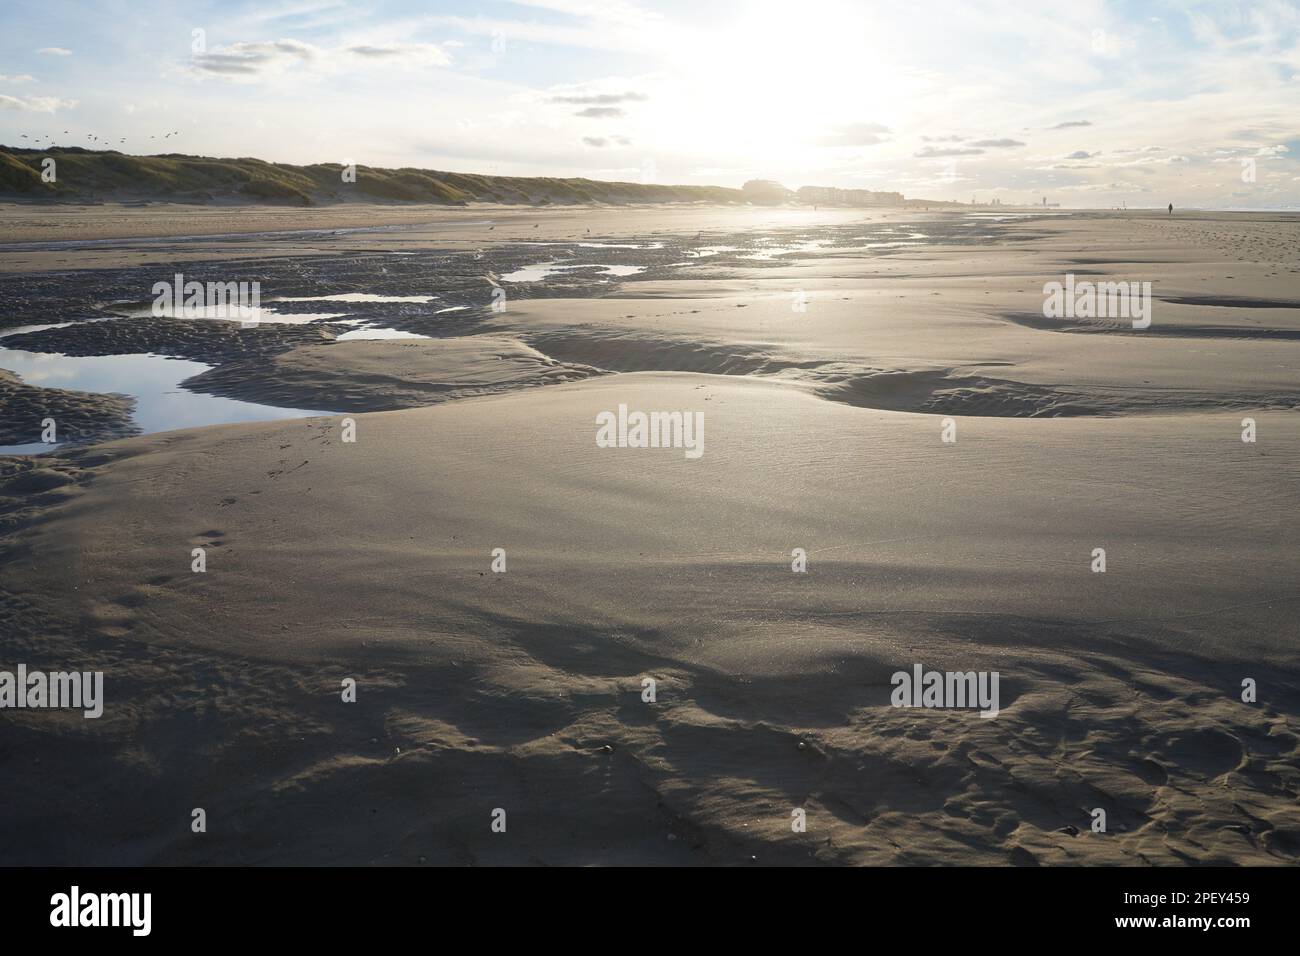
1001, 310, 1300, 341
3, 315, 345, 364
1159, 294, 1300, 310
181, 337, 603, 413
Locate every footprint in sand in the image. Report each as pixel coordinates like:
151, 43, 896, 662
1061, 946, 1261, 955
1134, 757, 1169, 786
1148, 727, 1245, 779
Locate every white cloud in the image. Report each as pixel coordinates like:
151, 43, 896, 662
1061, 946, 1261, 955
36, 47, 73, 56
915, 145, 984, 158
344, 43, 452, 67
0, 93, 76, 112
817, 122, 891, 147
189, 39, 319, 76
189, 37, 453, 79
548, 90, 647, 105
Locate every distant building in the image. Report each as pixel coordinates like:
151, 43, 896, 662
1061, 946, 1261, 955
741, 179, 795, 205
795, 185, 904, 207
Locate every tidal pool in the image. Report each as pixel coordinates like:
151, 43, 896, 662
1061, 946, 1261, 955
0, 347, 330, 455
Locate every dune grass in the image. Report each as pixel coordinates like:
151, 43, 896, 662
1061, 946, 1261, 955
0, 146, 744, 206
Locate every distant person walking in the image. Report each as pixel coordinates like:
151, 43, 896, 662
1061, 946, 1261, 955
1168, 203, 1173, 216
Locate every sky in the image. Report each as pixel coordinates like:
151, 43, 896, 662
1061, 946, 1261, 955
2, 0, 1299, 207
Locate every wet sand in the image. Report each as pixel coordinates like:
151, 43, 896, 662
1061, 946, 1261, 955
1, 205, 1298, 865
0, 369, 136, 446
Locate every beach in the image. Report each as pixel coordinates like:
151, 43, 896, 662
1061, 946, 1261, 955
1, 204, 1298, 865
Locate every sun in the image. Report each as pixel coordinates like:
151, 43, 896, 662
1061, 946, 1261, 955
659, 0, 898, 172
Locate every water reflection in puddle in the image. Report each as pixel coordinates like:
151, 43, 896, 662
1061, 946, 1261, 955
276, 293, 437, 304
136, 306, 349, 324
501, 261, 646, 283
0, 348, 329, 455
335, 327, 430, 341
963, 213, 1060, 221
517, 241, 664, 250
685, 246, 742, 258
0, 316, 120, 339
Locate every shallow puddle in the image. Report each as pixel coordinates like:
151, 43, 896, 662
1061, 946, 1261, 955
335, 327, 430, 341
134, 305, 349, 324
275, 293, 437, 304
501, 261, 646, 282
0, 347, 330, 455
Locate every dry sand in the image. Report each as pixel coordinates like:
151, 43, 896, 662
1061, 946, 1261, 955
1, 205, 1298, 865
